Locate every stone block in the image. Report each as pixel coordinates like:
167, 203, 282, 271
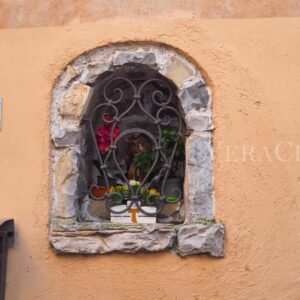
186, 134, 214, 192
80, 62, 111, 83
60, 65, 79, 88
71, 54, 89, 72
60, 83, 91, 118
185, 110, 214, 132
179, 77, 210, 113
52, 147, 80, 218
50, 225, 176, 254
166, 56, 196, 87
113, 51, 157, 67
177, 223, 225, 257
156, 51, 173, 76
185, 134, 214, 220
187, 192, 215, 222
52, 127, 79, 147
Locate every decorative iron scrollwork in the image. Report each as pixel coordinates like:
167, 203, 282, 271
86, 75, 185, 216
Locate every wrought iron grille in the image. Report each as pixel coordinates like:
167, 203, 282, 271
85, 67, 185, 217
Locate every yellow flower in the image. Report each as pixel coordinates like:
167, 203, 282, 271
148, 188, 158, 195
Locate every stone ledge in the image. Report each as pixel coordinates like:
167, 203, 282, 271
50, 223, 176, 254
177, 223, 225, 257
50, 221, 225, 257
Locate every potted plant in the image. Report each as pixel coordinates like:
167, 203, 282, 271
159, 128, 185, 217
110, 180, 159, 224
130, 149, 155, 181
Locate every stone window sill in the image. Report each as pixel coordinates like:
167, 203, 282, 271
50, 219, 225, 257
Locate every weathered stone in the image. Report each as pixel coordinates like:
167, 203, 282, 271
52, 127, 79, 147
50, 225, 176, 254
113, 51, 157, 67
156, 51, 173, 76
186, 134, 213, 192
71, 54, 89, 72
179, 77, 210, 113
185, 134, 214, 220
177, 224, 225, 257
60, 83, 91, 118
185, 110, 214, 132
83, 196, 110, 220
60, 65, 79, 88
187, 192, 215, 222
80, 62, 111, 83
52, 147, 80, 218
166, 56, 196, 87
51, 217, 77, 229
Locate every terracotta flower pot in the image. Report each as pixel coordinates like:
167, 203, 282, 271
89, 185, 107, 199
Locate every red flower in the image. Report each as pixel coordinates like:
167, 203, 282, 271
96, 118, 120, 154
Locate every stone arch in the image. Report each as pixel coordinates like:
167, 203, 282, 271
50, 43, 224, 257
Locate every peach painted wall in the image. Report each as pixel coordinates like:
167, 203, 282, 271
0, 18, 300, 299
1, 0, 300, 28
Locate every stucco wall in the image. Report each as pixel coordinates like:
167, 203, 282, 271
0, 18, 300, 299
1, 0, 300, 28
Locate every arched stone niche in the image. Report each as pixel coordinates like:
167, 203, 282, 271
50, 43, 225, 257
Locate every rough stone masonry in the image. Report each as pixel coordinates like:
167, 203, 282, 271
50, 43, 225, 257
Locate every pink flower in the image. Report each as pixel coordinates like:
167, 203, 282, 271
96, 117, 120, 154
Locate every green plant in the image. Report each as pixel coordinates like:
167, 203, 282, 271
161, 129, 184, 158
160, 128, 185, 175
109, 185, 128, 204
130, 128, 185, 180
166, 195, 178, 202
109, 180, 160, 206
131, 150, 155, 180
